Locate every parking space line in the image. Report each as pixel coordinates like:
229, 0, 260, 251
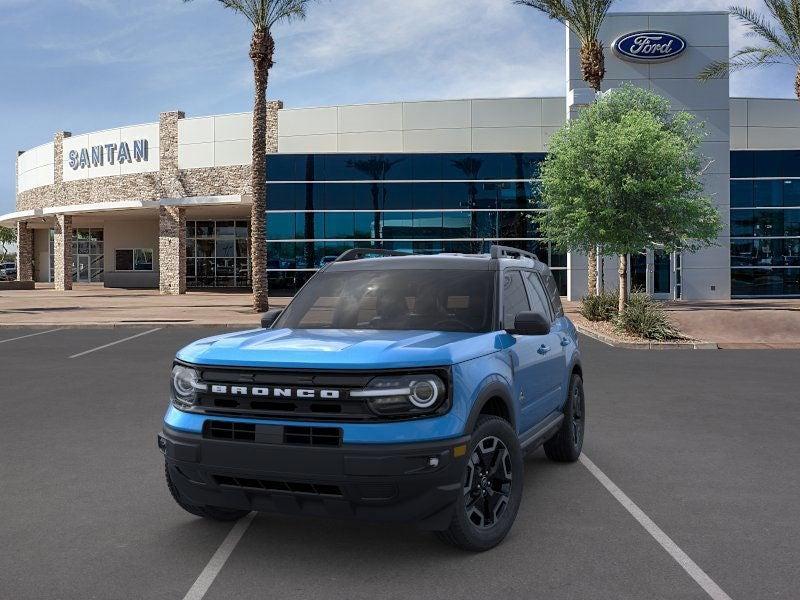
182, 512, 256, 600
0, 329, 63, 345
68, 328, 162, 359
580, 453, 733, 600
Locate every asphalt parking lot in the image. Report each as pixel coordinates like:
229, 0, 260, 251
1, 327, 798, 600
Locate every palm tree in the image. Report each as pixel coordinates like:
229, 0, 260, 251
699, 2, 800, 101
185, 0, 314, 312
515, 0, 615, 295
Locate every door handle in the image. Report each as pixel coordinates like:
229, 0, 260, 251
537, 344, 551, 355
560, 337, 570, 347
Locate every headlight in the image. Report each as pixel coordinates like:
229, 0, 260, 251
171, 364, 206, 409
351, 373, 448, 417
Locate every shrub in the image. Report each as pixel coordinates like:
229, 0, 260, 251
580, 290, 619, 322
614, 294, 684, 340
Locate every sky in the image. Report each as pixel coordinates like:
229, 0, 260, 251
0, 0, 797, 216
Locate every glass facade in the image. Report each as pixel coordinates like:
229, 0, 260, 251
186, 220, 251, 288
731, 151, 800, 297
264, 153, 567, 295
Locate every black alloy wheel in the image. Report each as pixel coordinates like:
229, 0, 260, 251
464, 436, 513, 529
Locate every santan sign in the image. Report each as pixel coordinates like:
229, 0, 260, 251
68, 139, 149, 170
613, 31, 687, 62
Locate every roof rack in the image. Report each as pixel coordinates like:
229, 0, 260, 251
489, 245, 538, 261
334, 248, 411, 263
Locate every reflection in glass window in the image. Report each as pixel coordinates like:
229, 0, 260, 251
187, 220, 250, 288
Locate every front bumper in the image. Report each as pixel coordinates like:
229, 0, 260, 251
159, 426, 470, 530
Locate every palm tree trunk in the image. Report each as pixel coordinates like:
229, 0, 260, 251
618, 254, 628, 314
249, 29, 274, 312
580, 39, 604, 295
580, 40, 605, 93
796, 67, 800, 102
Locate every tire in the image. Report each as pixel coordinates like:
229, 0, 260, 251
164, 463, 249, 522
436, 416, 524, 552
543, 373, 585, 463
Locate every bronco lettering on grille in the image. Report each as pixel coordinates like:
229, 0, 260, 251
209, 384, 341, 399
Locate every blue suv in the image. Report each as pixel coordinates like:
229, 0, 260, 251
160, 246, 584, 551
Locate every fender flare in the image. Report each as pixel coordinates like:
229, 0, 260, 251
464, 380, 516, 433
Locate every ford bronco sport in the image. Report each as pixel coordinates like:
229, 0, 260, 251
160, 246, 584, 551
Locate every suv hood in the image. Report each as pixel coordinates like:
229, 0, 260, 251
176, 328, 500, 369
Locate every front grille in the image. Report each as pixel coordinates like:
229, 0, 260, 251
213, 475, 343, 497
284, 426, 342, 447
206, 420, 255, 441
190, 366, 449, 422
203, 420, 342, 446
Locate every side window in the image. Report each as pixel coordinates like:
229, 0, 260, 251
502, 271, 531, 328
522, 271, 552, 321
543, 271, 564, 318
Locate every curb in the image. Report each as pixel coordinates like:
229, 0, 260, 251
575, 324, 719, 350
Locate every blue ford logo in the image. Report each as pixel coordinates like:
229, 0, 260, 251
613, 31, 687, 62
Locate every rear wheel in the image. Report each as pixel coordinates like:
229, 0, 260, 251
437, 416, 523, 551
165, 463, 249, 521
543, 373, 585, 463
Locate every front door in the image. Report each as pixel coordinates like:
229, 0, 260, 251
77, 255, 90, 282
627, 249, 673, 299
501, 270, 563, 434
652, 249, 672, 299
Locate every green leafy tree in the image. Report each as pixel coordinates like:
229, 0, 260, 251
515, 0, 616, 294
537, 85, 722, 313
184, 0, 316, 311
0, 226, 15, 263
699, 2, 800, 100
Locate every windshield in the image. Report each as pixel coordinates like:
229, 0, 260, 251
275, 269, 496, 333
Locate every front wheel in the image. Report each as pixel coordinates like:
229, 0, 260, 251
436, 416, 524, 551
543, 373, 585, 463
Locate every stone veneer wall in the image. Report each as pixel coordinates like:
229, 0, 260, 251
53, 214, 73, 291
16, 222, 33, 281
16, 102, 283, 212
15, 102, 282, 293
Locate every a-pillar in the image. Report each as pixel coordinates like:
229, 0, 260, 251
53, 214, 73, 291
159, 205, 186, 295
16, 221, 33, 282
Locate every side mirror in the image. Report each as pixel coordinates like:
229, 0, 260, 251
507, 311, 551, 336
260, 309, 283, 329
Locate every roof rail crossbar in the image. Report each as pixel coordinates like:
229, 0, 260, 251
489, 245, 538, 261
334, 248, 411, 263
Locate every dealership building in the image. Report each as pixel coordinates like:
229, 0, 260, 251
4, 10, 800, 300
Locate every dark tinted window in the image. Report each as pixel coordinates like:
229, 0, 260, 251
275, 269, 496, 332
502, 271, 531, 328
522, 271, 551, 320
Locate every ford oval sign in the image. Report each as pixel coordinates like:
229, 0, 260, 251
613, 31, 687, 63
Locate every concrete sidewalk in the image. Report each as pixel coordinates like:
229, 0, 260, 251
0, 284, 287, 327
563, 298, 800, 349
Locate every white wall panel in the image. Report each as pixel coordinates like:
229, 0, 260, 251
472, 127, 543, 152
278, 134, 338, 154
747, 98, 800, 128
179, 117, 214, 144
729, 99, 748, 127
541, 98, 566, 126
214, 113, 251, 142
746, 127, 800, 149
730, 126, 748, 149
403, 100, 471, 130
178, 142, 214, 169
402, 128, 471, 153
338, 131, 403, 152
214, 139, 250, 166
338, 103, 403, 133
278, 107, 338, 137
471, 98, 542, 128
648, 13, 729, 47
